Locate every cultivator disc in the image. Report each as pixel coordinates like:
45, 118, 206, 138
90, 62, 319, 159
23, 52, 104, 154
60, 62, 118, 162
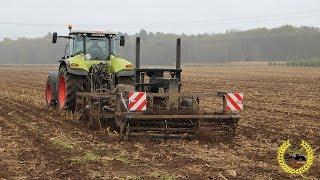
75, 89, 242, 140
127, 117, 199, 137
123, 114, 239, 138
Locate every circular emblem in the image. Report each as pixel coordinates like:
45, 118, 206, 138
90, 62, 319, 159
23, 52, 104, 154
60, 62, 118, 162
85, 53, 91, 60
277, 140, 314, 174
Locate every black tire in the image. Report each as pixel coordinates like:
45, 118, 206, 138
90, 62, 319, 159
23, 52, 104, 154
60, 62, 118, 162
45, 77, 55, 107
57, 66, 84, 111
45, 72, 58, 108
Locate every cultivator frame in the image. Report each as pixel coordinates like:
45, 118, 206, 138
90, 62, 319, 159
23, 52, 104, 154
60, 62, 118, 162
76, 91, 240, 138
75, 37, 241, 139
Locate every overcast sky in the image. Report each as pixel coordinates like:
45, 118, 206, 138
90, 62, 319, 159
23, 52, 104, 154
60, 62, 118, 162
0, 0, 319, 39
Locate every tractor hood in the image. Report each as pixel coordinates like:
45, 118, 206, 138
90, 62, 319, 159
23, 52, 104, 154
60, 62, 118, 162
108, 55, 134, 73
65, 54, 134, 75
67, 54, 108, 72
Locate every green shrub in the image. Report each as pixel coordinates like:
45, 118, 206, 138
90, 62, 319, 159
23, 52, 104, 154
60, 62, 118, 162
287, 58, 320, 67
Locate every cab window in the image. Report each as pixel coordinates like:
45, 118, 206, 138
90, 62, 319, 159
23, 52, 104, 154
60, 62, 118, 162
73, 36, 84, 55
85, 37, 109, 60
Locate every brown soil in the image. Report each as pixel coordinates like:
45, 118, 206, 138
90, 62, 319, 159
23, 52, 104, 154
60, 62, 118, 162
0, 65, 319, 179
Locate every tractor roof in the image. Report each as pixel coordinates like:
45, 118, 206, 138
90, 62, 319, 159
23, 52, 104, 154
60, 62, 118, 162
69, 30, 116, 36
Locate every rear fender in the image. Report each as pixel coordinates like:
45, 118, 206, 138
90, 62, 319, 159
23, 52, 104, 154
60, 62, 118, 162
59, 60, 88, 76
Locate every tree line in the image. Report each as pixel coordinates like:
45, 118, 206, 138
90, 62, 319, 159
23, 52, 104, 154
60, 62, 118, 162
0, 25, 320, 65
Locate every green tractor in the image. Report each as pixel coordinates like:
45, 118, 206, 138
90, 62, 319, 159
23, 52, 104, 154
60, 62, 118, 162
46, 26, 242, 139
45, 27, 134, 111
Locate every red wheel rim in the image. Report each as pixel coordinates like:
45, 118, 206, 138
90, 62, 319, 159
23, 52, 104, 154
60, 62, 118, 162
58, 76, 66, 107
45, 83, 52, 104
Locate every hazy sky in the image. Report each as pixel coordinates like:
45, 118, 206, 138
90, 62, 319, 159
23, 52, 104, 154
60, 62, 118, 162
0, 0, 319, 39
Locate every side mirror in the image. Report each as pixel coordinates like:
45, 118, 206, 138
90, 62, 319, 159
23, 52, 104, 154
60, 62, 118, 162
120, 36, 125, 46
52, 32, 57, 43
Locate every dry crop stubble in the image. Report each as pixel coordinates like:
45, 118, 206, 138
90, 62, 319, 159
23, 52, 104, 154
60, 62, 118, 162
0, 65, 319, 179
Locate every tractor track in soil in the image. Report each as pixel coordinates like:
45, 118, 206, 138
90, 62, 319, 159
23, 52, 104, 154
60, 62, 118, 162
0, 95, 92, 179
0, 65, 319, 179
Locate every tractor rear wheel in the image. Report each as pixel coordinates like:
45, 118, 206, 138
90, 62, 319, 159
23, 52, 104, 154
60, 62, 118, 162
57, 66, 84, 111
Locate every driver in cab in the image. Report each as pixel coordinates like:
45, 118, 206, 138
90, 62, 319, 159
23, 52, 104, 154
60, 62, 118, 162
87, 42, 104, 59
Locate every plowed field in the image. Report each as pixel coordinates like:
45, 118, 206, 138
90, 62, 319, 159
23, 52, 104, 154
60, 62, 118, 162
0, 65, 319, 179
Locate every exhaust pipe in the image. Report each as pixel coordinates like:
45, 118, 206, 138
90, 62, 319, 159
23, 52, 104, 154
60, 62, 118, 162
135, 37, 140, 69
176, 38, 181, 70
135, 37, 141, 91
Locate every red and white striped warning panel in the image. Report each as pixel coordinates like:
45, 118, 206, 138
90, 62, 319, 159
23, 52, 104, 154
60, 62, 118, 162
225, 92, 244, 111
128, 91, 147, 111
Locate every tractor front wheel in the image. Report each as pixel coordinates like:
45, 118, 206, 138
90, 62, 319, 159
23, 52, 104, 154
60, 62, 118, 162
45, 72, 59, 108
45, 78, 54, 107
57, 66, 84, 111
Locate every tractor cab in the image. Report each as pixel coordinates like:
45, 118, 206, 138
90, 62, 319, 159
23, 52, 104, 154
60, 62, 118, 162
53, 29, 125, 61
51, 26, 132, 77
